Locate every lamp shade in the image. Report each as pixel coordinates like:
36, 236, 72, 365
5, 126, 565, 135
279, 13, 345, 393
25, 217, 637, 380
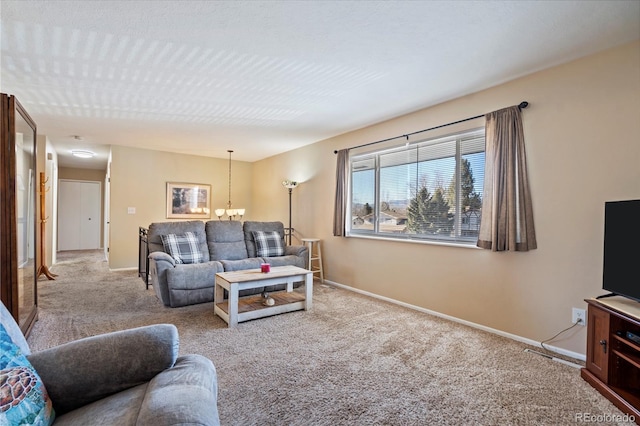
282, 180, 298, 189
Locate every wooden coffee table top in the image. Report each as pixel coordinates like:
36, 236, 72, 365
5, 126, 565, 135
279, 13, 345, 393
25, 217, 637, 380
216, 265, 310, 283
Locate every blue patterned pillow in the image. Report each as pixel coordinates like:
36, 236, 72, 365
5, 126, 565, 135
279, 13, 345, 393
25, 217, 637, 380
252, 231, 285, 257
0, 324, 55, 425
161, 232, 204, 264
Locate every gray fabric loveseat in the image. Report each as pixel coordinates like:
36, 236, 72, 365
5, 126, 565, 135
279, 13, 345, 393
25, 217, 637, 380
148, 220, 308, 308
0, 301, 219, 425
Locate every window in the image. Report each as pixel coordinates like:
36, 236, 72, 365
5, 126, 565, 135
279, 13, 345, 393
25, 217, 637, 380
349, 128, 485, 244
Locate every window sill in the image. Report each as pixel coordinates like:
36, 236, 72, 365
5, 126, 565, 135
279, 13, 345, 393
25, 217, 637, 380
346, 233, 482, 249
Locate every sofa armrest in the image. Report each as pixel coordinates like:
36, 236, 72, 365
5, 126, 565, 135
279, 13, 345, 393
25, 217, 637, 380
27, 324, 179, 415
149, 252, 177, 305
285, 244, 307, 258
149, 250, 176, 267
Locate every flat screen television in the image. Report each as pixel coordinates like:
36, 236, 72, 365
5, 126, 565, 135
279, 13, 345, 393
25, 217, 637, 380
601, 199, 640, 302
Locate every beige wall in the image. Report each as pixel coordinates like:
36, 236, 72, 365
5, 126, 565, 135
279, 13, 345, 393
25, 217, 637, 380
36, 135, 58, 267
251, 41, 640, 356
102, 41, 638, 356
58, 167, 106, 181
108, 145, 253, 269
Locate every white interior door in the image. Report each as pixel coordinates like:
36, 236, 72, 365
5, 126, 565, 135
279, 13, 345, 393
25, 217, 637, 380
104, 171, 110, 259
58, 180, 101, 250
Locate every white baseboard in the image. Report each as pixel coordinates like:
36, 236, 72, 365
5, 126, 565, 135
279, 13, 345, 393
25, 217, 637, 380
109, 267, 138, 272
323, 279, 586, 362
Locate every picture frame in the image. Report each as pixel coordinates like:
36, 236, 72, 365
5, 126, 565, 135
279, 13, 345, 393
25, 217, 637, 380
166, 182, 211, 219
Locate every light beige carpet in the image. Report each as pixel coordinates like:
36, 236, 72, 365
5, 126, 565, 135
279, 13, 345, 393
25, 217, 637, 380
28, 250, 628, 425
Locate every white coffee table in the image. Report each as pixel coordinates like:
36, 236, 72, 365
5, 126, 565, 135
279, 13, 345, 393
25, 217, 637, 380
214, 265, 313, 327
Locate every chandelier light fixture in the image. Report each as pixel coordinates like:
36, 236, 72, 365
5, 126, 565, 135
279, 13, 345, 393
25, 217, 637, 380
282, 179, 298, 245
215, 150, 245, 220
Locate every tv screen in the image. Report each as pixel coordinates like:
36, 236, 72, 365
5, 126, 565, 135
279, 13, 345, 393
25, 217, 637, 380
602, 199, 640, 302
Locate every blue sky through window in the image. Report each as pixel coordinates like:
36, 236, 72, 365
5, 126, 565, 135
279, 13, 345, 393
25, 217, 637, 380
352, 153, 484, 207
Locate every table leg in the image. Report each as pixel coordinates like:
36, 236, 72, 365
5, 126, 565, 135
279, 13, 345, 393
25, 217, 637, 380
228, 282, 239, 327
304, 272, 313, 310
214, 280, 224, 305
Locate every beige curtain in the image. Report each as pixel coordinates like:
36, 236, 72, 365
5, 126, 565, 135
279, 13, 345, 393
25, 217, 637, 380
333, 149, 349, 237
477, 106, 537, 251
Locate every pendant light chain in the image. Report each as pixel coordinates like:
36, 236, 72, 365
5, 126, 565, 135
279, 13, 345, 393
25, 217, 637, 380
215, 149, 244, 220
227, 150, 233, 209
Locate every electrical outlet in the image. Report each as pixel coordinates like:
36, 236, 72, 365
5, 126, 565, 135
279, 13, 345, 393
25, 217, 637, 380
572, 308, 586, 326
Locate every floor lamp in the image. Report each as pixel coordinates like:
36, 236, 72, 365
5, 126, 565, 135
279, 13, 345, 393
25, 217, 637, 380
282, 180, 298, 245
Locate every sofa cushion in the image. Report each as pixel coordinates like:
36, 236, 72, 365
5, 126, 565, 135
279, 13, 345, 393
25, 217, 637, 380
205, 221, 248, 261
252, 231, 285, 257
148, 221, 210, 262
244, 221, 286, 258
0, 324, 55, 425
161, 232, 204, 264
51, 383, 146, 425
136, 355, 219, 425
220, 258, 264, 272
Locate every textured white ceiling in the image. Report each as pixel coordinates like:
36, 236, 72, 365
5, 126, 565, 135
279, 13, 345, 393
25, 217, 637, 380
1, 1, 639, 168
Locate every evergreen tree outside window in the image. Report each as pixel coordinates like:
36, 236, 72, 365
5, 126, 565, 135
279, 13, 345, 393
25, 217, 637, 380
349, 128, 485, 244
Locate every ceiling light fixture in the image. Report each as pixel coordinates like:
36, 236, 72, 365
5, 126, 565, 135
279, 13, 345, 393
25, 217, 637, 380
215, 150, 245, 220
71, 150, 95, 159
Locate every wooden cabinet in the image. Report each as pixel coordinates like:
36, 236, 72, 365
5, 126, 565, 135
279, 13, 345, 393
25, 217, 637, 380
586, 304, 610, 382
0, 94, 38, 336
582, 298, 640, 420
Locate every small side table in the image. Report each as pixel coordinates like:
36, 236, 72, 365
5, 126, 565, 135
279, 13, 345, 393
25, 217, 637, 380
301, 238, 324, 283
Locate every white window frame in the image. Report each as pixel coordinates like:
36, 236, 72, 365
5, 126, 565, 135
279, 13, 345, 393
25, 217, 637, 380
347, 128, 485, 245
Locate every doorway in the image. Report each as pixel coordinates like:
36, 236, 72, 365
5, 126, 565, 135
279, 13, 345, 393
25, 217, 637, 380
58, 179, 101, 250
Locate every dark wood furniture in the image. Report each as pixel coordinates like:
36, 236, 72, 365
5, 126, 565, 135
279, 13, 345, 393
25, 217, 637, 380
138, 227, 150, 288
582, 297, 640, 421
0, 94, 38, 336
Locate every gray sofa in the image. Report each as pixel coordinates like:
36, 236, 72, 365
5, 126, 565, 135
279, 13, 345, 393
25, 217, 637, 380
0, 301, 219, 425
148, 220, 308, 307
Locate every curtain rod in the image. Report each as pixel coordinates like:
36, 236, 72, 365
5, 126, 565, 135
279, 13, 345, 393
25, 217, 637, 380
334, 101, 529, 154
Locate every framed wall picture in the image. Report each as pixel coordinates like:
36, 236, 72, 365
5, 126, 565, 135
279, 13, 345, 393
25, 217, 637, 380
166, 182, 211, 219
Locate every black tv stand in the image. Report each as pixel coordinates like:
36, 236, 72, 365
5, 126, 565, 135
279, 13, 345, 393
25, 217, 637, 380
596, 292, 619, 300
